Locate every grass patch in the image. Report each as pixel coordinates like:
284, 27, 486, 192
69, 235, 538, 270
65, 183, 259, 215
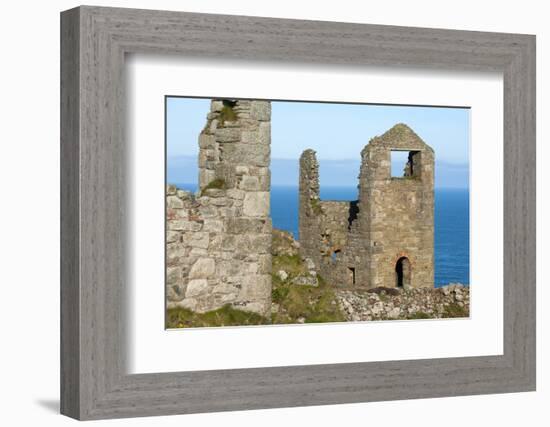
201, 178, 226, 195
442, 302, 469, 318
272, 254, 306, 277
407, 311, 432, 320
218, 100, 238, 125
272, 229, 299, 256
271, 278, 345, 324
271, 254, 345, 324
166, 304, 268, 329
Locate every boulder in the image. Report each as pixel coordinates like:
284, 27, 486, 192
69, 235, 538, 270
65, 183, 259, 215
292, 274, 318, 287
277, 270, 289, 281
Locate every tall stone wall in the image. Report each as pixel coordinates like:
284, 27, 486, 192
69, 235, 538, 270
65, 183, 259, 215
298, 149, 322, 267
166, 99, 272, 316
317, 201, 351, 253
298, 150, 363, 287
198, 100, 271, 192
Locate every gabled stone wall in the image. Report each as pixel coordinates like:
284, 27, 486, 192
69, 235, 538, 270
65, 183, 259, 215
360, 124, 434, 288
166, 100, 272, 316
299, 123, 434, 289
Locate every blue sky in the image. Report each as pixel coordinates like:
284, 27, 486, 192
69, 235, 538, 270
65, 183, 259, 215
166, 97, 470, 189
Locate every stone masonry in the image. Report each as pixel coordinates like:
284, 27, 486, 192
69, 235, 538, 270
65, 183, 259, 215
166, 99, 272, 316
299, 123, 435, 289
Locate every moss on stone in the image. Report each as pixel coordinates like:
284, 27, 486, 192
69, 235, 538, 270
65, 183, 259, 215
200, 178, 226, 195
218, 100, 238, 125
310, 198, 323, 215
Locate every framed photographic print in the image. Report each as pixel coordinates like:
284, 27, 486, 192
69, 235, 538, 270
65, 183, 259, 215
61, 5, 536, 420
163, 97, 470, 329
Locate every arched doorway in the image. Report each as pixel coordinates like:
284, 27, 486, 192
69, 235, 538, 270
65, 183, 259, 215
395, 257, 411, 288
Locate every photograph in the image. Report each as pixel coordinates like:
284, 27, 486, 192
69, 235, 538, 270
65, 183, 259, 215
165, 97, 470, 328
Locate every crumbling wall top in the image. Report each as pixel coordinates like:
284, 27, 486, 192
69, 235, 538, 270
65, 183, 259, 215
299, 149, 320, 201
362, 123, 434, 153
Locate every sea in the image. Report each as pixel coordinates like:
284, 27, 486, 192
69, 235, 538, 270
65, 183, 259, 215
173, 184, 470, 287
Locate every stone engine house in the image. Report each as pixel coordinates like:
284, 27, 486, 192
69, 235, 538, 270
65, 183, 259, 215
299, 124, 435, 289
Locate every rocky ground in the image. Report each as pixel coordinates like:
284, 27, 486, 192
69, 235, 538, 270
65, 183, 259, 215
272, 228, 469, 322
336, 284, 469, 322
167, 228, 470, 328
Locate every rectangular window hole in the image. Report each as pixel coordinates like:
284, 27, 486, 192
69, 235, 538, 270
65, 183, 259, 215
390, 150, 410, 177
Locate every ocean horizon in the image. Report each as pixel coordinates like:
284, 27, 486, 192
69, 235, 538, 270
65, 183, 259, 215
171, 183, 470, 287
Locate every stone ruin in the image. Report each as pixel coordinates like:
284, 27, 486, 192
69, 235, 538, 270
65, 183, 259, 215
166, 99, 272, 316
166, 99, 435, 317
299, 123, 435, 289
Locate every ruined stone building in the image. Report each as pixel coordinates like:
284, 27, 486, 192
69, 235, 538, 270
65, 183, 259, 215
166, 99, 435, 318
299, 124, 435, 289
166, 100, 272, 316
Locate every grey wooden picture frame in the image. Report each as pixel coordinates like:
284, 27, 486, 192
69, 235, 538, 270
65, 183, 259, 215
60, 5, 536, 421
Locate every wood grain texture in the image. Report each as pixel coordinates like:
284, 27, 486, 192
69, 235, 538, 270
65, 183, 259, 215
60, 5, 536, 420
60, 7, 80, 419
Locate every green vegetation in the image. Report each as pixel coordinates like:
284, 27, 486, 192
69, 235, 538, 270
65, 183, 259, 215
271, 255, 345, 324
407, 311, 432, 319
201, 178, 226, 195
166, 251, 345, 328
218, 100, 238, 125
271, 276, 345, 324
442, 302, 469, 318
272, 254, 304, 276
271, 229, 299, 257
310, 198, 323, 215
166, 304, 268, 329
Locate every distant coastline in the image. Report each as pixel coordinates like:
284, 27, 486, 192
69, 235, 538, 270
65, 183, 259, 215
168, 155, 469, 189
